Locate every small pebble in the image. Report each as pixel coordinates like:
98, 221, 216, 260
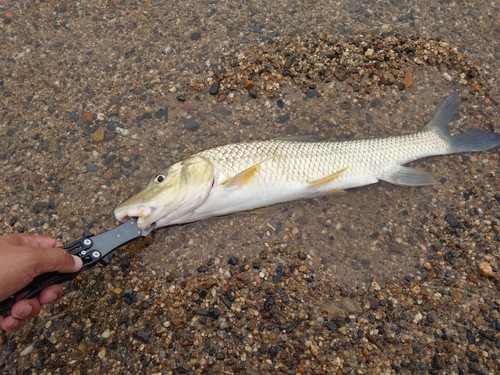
478, 262, 494, 277
98, 347, 106, 359
334, 66, 349, 81
91, 126, 105, 143
184, 118, 200, 132
134, 330, 151, 343
243, 80, 254, 89
209, 82, 219, 95
83, 112, 93, 123
405, 71, 414, 88
381, 71, 395, 85
101, 329, 111, 338
248, 88, 257, 99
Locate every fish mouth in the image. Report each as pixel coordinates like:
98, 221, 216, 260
114, 205, 157, 230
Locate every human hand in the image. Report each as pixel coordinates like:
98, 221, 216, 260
0, 234, 83, 332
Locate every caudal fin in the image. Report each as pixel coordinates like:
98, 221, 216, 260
425, 92, 500, 153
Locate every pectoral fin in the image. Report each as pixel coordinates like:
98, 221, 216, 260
222, 156, 275, 188
308, 167, 348, 187
380, 166, 435, 186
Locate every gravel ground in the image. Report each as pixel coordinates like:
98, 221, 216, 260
1, 0, 500, 374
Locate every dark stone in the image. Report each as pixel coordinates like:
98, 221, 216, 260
466, 329, 476, 344
222, 296, 232, 309
273, 265, 284, 283
334, 65, 349, 81
195, 308, 208, 316
267, 346, 278, 359
120, 256, 130, 271
215, 352, 225, 360
197, 265, 208, 273
86, 164, 99, 172
306, 89, 317, 98
76, 331, 84, 343
134, 330, 151, 342
284, 54, 297, 69
277, 113, 290, 123
184, 118, 200, 132
190, 31, 201, 40
226, 289, 235, 301
228, 256, 239, 265
445, 213, 459, 228
480, 329, 495, 341
154, 108, 165, 119
248, 88, 257, 99
33, 203, 46, 214
466, 69, 477, 79
277, 99, 284, 108
209, 82, 219, 95
326, 323, 338, 331
208, 307, 220, 318
264, 295, 275, 311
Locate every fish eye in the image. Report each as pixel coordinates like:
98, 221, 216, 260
154, 173, 167, 183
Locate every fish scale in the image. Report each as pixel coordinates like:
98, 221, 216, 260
197, 130, 449, 189
114, 93, 500, 230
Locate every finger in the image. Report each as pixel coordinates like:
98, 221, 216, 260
0, 316, 26, 332
15, 234, 63, 249
10, 299, 42, 320
30, 247, 83, 275
38, 284, 64, 305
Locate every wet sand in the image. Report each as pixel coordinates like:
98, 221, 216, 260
1, 1, 499, 374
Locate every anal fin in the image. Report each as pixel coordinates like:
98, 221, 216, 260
310, 187, 346, 198
380, 166, 435, 186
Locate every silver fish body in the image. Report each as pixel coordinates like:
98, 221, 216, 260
114, 93, 500, 229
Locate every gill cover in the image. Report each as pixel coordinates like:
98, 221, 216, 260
114, 155, 215, 228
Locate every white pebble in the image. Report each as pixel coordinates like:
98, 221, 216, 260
116, 127, 130, 136
20, 344, 34, 357
101, 328, 111, 338
413, 312, 423, 323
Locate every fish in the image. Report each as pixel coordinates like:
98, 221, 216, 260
114, 93, 500, 230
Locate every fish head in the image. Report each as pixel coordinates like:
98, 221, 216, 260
114, 155, 214, 229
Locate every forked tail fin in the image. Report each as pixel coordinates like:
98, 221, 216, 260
424, 92, 500, 153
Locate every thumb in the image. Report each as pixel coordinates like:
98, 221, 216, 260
32, 247, 83, 275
